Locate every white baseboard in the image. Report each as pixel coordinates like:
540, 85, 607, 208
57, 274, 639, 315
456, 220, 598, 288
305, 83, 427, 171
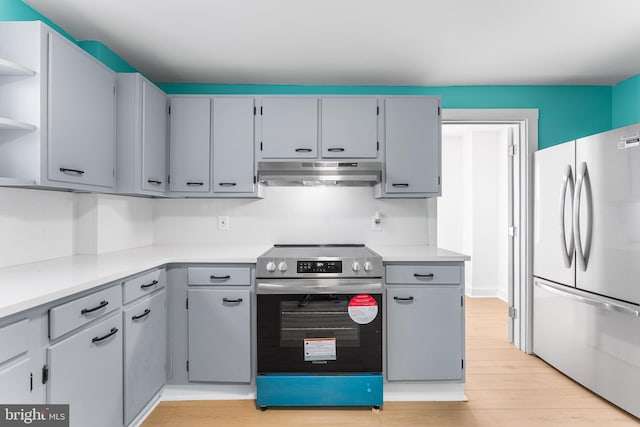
383, 383, 467, 402
161, 384, 256, 401
465, 287, 498, 298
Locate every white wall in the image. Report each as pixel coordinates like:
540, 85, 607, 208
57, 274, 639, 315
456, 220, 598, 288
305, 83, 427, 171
0, 188, 154, 268
76, 193, 154, 255
154, 187, 434, 246
0, 187, 74, 269
438, 126, 510, 301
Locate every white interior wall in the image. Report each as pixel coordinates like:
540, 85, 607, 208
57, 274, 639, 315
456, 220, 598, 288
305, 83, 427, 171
0, 187, 75, 269
438, 125, 509, 300
0, 185, 435, 269
153, 187, 435, 246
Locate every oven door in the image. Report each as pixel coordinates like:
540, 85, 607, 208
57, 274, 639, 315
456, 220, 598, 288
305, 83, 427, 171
256, 279, 382, 374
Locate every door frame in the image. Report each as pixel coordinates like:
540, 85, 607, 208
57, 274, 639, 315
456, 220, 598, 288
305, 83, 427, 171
441, 109, 538, 354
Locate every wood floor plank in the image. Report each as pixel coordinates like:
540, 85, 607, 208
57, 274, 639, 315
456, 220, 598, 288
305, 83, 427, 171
141, 297, 640, 426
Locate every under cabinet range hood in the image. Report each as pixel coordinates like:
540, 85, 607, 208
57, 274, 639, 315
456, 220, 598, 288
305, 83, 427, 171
257, 161, 382, 186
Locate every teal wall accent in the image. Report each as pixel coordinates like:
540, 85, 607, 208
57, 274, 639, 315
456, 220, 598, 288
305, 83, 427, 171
78, 41, 137, 73
158, 83, 612, 149
0, 0, 76, 44
1, 0, 138, 74
612, 74, 640, 128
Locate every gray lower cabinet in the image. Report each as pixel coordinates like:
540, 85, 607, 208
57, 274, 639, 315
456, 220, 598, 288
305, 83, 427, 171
187, 288, 251, 382
382, 97, 441, 197
47, 311, 123, 427
0, 319, 34, 403
123, 290, 167, 425
385, 263, 464, 381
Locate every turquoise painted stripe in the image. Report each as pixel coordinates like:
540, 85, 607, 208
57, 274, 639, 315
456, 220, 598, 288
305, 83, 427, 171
0, 0, 76, 44
612, 75, 640, 128
78, 41, 137, 73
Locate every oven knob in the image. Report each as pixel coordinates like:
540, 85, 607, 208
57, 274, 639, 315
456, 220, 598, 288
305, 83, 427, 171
266, 261, 276, 272
352, 261, 361, 272
363, 261, 373, 272
278, 261, 288, 272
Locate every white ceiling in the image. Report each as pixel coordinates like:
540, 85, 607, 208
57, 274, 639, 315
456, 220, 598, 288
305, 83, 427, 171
23, 0, 640, 86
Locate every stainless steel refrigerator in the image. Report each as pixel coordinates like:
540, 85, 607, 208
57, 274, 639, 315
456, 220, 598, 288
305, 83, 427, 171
533, 123, 640, 418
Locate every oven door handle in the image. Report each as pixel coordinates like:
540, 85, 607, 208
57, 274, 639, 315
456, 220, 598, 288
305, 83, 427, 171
257, 280, 382, 294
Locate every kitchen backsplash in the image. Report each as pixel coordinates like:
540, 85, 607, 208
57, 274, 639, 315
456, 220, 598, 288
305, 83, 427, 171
153, 187, 435, 247
0, 186, 435, 269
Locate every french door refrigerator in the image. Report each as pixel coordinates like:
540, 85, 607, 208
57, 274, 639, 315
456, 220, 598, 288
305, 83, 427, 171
533, 123, 640, 419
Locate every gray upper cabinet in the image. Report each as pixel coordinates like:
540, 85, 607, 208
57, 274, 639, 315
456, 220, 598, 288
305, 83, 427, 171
321, 97, 378, 158
116, 73, 168, 196
47, 31, 116, 190
169, 97, 211, 193
213, 97, 256, 193
383, 97, 441, 197
260, 97, 318, 159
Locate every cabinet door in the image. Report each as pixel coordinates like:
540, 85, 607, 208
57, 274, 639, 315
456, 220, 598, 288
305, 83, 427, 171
321, 97, 378, 158
386, 286, 463, 381
213, 98, 255, 193
48, 312, 122, 427
384, 98, 440, 195
47, 32, 115, 189
0, 358, 32, 404
169, 97, 211, 192
123, 290, 167, 425
261, 97, 318, 158
188, 288, 250, 382
141, 80, 167, 193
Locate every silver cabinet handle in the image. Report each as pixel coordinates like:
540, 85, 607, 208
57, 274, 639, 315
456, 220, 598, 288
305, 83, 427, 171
536, 281, 639, 318
560, 164, 575, 268
573, 162, 592, 272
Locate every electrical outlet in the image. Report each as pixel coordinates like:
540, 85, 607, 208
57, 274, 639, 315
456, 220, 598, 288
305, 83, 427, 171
218, 216, 229, 230
371, 214, 382, 231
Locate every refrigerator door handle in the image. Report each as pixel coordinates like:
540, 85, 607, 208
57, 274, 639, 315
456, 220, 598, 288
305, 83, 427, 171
573, 162, 592, 271
535, 280, 640, 318
560, 165, 575, 268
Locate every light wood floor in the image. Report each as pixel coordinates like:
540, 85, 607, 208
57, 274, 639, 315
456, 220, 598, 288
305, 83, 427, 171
142, 298, 639, 426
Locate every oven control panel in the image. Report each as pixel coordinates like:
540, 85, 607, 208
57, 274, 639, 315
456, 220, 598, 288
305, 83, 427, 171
297, 260, 342, 274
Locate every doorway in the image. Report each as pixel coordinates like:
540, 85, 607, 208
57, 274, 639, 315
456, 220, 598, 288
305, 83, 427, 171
439, 109, 538, 354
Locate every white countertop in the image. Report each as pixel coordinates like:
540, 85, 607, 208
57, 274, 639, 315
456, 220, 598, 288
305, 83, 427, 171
0, 244, 468, 319
370, 245, 470, 262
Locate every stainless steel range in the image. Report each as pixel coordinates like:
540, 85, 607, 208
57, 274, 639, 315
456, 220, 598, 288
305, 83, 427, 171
255, 244, 384, 409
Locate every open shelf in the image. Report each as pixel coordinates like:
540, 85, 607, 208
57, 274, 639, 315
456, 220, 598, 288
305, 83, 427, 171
0, 177, 36, 186
0, 58, 34, 76
0, 117, 36, 131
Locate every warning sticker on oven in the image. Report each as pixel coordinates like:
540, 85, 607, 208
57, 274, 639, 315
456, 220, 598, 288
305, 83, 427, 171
304, 338, 337, 361
348, 294, 378, 325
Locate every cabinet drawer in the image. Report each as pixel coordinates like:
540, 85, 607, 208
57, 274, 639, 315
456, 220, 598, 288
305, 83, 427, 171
0, 319, 29, 364
123, 268, 166, 304
385, 265, 460, 285
49, 285, 122, 339
188, 267, 251, 286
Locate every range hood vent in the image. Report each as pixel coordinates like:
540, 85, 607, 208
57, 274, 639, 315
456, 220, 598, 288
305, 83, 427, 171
257, 161, 382, 187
